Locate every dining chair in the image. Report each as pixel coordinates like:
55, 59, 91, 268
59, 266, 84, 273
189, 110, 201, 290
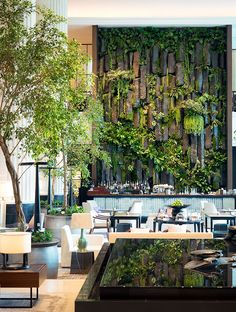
82, 201, 111, 233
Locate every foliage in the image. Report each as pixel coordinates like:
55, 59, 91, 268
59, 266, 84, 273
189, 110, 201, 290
106, 69, 134, 101
102, 122, 226, 192
99, 27, 226, 63
98, 26, 227, 191
102, 240, 184, 287
31, 229, 53, 243
184, 115, 204, 135
47, 205, 84, 216
171, 199, 184, 207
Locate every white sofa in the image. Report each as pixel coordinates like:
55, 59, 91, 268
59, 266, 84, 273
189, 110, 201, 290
61, 225, 105, 267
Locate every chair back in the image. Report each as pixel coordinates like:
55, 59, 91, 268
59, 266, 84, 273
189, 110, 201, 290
129, 201, 143, 214
203, 202, 218, 215
117, 223, 131, 232
82, 202, 90, 212
87, 200, 99, 212
71, 212, 94, 230
61, 225, 73, 250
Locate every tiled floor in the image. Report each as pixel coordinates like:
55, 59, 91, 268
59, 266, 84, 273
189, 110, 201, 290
0, 279, 86, 311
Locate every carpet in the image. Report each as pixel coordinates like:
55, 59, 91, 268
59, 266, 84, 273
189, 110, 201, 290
57, 267, 87, 280
0, 294, 69, 312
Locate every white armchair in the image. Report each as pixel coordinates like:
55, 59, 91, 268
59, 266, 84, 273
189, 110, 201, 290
61, 225, 104, 267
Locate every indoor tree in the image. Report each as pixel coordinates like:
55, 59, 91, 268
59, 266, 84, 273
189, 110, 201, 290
0, 0, 107, 228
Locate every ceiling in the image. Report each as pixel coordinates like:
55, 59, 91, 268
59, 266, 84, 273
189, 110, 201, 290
68, 0, 236, 24
67, 0, 236, 47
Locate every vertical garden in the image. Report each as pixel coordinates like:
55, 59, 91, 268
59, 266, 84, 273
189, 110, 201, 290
97, 27, 227, 193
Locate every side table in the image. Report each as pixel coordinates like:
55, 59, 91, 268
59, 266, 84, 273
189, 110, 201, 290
70, 251, 94, 274
0, 264, 47, 308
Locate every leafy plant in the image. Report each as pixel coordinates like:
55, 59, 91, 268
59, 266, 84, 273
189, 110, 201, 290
104, 69, 134, 102
64, 205, 84, 215
183, 99, 206, 135
31, 229, 53, 243
47, 205, 84, 216
171, 199, 184, 207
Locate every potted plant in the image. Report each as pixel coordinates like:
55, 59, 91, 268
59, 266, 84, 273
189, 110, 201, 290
45, 205, 84, 244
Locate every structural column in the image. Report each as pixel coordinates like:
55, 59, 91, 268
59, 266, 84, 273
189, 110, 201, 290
37, 0, 68, 34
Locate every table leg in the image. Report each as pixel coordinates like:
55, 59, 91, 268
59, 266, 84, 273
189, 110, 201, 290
36, 288, 38, 300
205, 216, 208, 232
30, 288, 32, 308
158, 221, 162, 232
114, 218, 119, 232
210, 219, 213, 232
153, 220, 156, 232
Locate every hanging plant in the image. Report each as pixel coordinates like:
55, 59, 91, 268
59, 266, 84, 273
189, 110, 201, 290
106, 69, 134, 101
183, 99, 206, 135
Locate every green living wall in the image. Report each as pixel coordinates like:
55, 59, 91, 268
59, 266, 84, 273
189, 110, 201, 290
97, 27, 227, 193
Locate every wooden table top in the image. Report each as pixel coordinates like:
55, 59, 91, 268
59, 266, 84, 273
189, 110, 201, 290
0, 264, 47, 288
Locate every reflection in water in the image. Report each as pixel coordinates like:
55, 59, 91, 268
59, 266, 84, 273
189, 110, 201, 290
101, 238, 235, 288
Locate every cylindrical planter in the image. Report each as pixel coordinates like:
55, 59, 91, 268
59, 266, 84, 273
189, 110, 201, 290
30, 240, 59, 279
45, 215, 71, 245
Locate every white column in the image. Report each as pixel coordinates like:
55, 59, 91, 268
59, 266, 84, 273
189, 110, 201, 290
37, 0, 68, 34
36, 0, 68, 200
24, 0, 36, 29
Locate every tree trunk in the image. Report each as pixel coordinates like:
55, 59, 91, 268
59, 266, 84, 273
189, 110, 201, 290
62, 150, 67, 208
0, 135, 25, 229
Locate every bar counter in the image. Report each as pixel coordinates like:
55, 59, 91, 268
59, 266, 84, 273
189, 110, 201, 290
88, 193, 236, 215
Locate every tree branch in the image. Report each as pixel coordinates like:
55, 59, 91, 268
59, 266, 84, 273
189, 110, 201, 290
18, 162, 34, 181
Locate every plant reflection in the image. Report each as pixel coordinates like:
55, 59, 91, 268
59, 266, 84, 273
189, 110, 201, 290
101, 239, 230, 288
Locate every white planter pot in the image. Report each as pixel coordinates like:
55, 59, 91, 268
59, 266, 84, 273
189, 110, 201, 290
45, 215, 71, 245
